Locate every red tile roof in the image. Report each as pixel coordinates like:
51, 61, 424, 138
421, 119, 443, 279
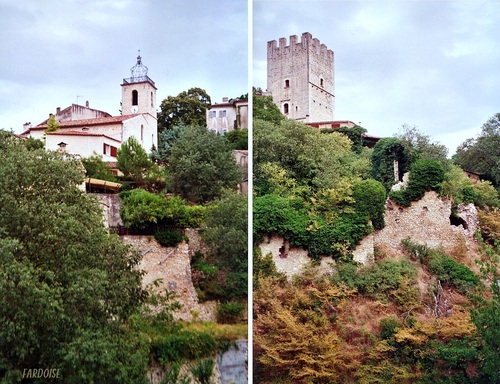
35, 114, 139, 129
46, 130, 121, 143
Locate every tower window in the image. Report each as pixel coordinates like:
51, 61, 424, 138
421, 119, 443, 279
283, 103, 289, 114
132, 90, 138, 106
320, 78, 324, 87
141, 124, 144, 141
151, 92, 153, 108
285, 79, 290, 88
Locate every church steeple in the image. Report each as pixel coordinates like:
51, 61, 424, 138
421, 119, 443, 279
121, 51, 157, 116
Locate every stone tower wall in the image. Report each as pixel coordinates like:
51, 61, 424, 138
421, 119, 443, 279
121, 80, 157, 117
267, 32, 334, 122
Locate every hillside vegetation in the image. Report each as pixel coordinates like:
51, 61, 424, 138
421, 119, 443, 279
253, 95, 500, 383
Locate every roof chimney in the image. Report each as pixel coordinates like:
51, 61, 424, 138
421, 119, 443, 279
56, 107, 61, 115
222, 97, 228, 103
85, 100, 89, 108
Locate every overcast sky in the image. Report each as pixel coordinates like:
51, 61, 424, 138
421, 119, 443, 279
0, 0, 248, 133
253, 0, 500, 156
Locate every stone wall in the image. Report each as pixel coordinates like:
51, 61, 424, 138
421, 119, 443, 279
123, 229, 216, 322
259, 235, 335, 278
374, 191, 473, 252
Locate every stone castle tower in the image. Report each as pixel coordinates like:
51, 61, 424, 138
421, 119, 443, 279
267, 32, 334, 123
121, 52, 157, 117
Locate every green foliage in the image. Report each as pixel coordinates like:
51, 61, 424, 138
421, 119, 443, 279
154, 229, 185, 247
190, 358, 214, 384
167, 125, 241, 203
427, 253, 480, 293
194, 194, 248, 301
217, 302, 245, 324
402, 238, 480, 293
389, 159, 445, 206
253, 194, 309, 245
81, 152, 118, 182
44, 114, 59, 133
395, 124, 449, 166
335, 125, 367, 154
117, 136, 155, 185
120, 189, 189, 229
151, 124, 185, 165
380, 317, 401, 340
153, 331, 218, 366
454, 112, 500, 187
371, 137, 408, 191
24, 136, 45, 150
158, 88, 211, 133
352, 179, 387, 229
252, 90, 285, 126
225, 128, 248, 150
183, 205, 207, 228
0, 134, 149, 381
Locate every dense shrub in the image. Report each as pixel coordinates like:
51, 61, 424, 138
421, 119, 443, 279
217, 302, 246, 324
402, 238, 480, 293
154, 229, 185, 247
389, 159, 445, 206
153, 331, 218, 365
352, 179, 387, 229
120, 189, 190, 229
427, 254, 480, 293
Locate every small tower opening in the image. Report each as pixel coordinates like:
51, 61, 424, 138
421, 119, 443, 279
283, 103, 289, 114
132, 90, 138, 106
285, 79, 290, 88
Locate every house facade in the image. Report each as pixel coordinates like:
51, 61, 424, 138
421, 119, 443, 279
206, 97, 248, 134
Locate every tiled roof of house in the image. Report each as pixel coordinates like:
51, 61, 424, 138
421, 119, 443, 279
46, 130, 121, 143
35, 114, 139, 129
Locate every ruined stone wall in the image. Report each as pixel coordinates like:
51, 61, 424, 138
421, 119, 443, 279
124, 229, 216, 322
259, 235, 335, 278
374, 191, 471, 252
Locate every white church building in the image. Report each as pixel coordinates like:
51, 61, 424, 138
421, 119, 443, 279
20, 54, 158, 161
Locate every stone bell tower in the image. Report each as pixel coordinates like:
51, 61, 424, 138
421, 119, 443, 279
267, 32, 335, 123
121, 52, 157, 117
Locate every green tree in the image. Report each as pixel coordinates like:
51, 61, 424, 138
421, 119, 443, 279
201, 192, 248, 300
395, 124, 449, 166
117, 136, 155, 186
253, 89, 285, 126
0, 134, 149, 382
81, 152, 117, 181
151, 124, 186, 165
44, 114, 59, 133
158, 88, 211, 133
225, 128, 248, 150
167, 125, 241, 203
454, 113, 500, 187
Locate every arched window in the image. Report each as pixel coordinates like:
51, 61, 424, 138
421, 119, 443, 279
285, 79, 290, 88
283, 103, 289, 114
132, 90, 138, 106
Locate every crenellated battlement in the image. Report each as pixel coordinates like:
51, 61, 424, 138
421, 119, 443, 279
267, 32, 333, 62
